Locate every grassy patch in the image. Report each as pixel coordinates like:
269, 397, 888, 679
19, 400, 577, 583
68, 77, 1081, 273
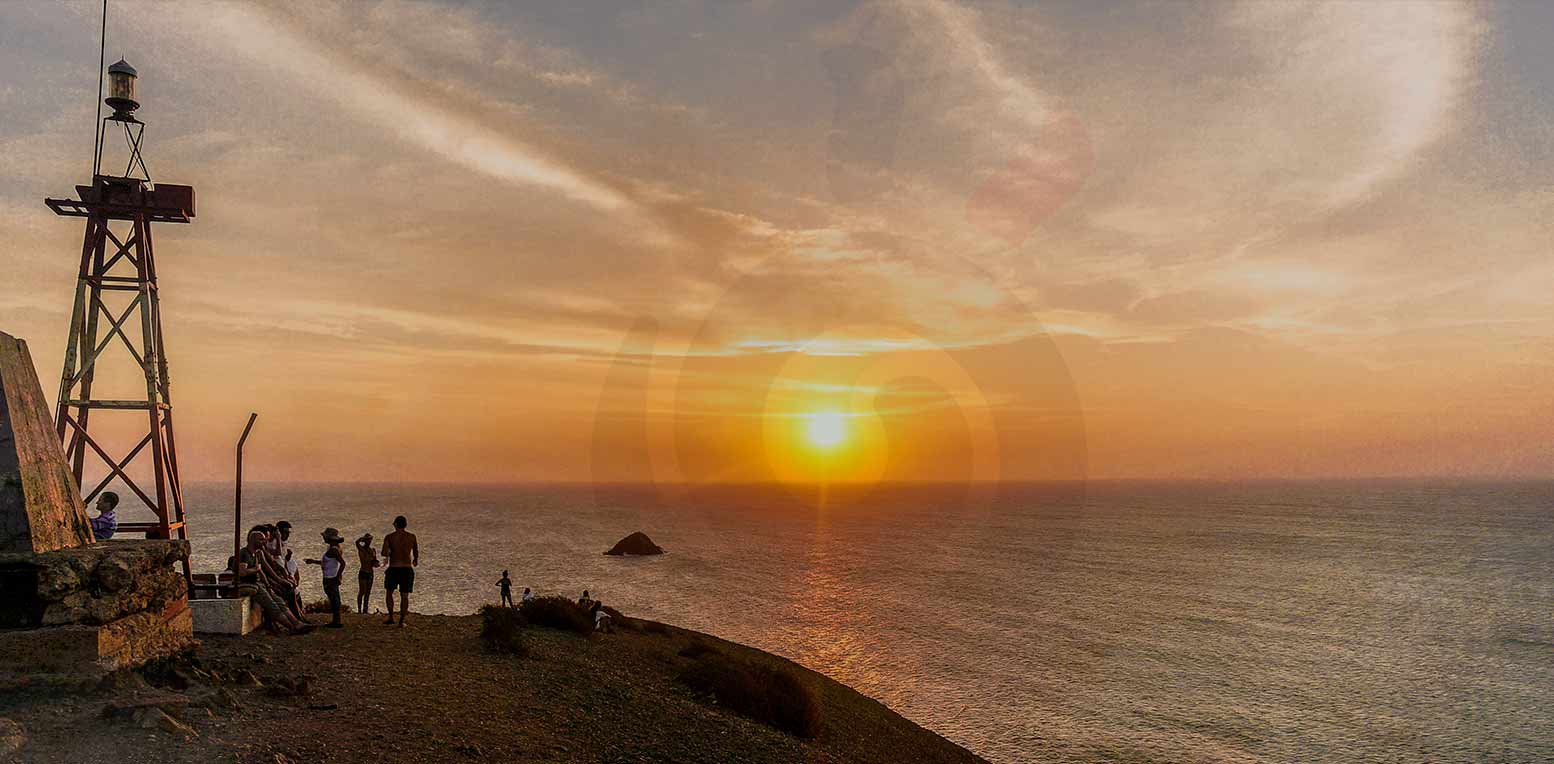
518, 596, 593, 634
678, 640, 723, 659
677, 652, 822, 738
478, 605, 528, 655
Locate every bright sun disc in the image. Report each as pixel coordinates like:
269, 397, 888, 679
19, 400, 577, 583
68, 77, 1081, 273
805, 411, 847, 449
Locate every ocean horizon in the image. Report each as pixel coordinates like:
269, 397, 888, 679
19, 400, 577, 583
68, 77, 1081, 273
166, 478, 1554, 763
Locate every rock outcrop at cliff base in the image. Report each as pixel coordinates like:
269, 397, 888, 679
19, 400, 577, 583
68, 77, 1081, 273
604, 532, 664, 556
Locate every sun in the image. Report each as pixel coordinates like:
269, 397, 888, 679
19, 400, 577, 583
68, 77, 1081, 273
804, 411, 847, 449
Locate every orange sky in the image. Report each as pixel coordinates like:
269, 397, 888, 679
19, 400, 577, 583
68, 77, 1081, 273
2, 1, 1552, 489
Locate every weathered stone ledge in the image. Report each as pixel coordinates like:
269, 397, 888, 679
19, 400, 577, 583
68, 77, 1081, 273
0, 539, 188, 628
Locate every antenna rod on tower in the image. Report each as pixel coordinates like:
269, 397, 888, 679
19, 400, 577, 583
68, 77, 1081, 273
92, 0, 106, 176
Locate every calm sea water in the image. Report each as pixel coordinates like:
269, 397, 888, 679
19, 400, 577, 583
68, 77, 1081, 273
176, 480, 1554, 764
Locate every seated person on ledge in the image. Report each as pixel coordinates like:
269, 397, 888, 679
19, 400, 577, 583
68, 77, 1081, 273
237, 530, 314, 635
89, 491, 119, 542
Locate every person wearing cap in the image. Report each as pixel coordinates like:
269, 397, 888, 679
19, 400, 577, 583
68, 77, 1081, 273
305, 528, 348, 629
354, 532, 380, 615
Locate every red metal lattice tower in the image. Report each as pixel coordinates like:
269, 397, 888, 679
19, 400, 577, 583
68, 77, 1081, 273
45, 58, 197, 586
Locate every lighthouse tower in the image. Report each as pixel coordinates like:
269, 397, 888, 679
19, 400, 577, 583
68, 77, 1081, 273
44, 58, 196, 585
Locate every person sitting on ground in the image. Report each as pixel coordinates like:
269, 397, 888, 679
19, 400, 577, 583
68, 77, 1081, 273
591, 600, 613, 633
305, 528, 348, 628
521, 587, 533, 604
88, 491, 119, 542
578, 590, 593, 610
380, 515, 419, 627
497, 570, 514, 608
237, 530, 313, 635
355, 533, 380, 615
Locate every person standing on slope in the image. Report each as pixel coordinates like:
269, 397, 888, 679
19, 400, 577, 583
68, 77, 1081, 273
380, 515, 419, 627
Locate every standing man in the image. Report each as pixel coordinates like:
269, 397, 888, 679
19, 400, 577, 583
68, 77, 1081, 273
276, 521, 300, 586
380, 515, 419, 627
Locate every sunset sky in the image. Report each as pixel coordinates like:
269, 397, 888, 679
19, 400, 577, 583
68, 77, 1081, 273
2, 1, 1551, 487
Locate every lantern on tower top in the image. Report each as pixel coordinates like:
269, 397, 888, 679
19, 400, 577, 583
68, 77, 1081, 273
94, 57, 150, 180
105, 59, 140, 119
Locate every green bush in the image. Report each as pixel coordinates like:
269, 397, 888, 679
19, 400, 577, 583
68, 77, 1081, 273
518, 595, 593, 634
478, 604, 528, 655
677, 653, 822, 738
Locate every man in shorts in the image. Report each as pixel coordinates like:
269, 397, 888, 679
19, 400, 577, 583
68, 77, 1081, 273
380, 515, 419, 627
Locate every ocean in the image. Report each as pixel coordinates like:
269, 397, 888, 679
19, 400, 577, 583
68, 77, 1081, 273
178, 480, 1554, 764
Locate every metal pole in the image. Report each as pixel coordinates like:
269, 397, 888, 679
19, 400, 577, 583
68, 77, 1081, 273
234, 412, 257, 579
92, 0, 106, 176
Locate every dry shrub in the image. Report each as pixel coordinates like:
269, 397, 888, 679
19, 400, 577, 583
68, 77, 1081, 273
677, 653, 822, 738
678, 640, 723, 659
519, 595, 593, 635
601, 605, 636, 631
303, 599, 352, 614
478, 605, 528, 655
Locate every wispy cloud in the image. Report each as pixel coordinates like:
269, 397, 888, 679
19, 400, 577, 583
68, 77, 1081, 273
198, 3, 633, 213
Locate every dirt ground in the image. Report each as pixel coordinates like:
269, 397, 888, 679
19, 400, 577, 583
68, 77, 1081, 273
0, 612, 988, 764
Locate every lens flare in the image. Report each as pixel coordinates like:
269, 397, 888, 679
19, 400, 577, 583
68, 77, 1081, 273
805, 411, 847, 449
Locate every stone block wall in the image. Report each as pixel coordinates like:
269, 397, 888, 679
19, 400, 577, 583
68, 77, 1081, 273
0, 539, 188, 629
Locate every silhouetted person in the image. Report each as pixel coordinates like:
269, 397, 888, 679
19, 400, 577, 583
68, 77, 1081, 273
253, 525, 303, 618
237, 530, 312, 635
497, 570, 513, 607
381, 515, 419, 627
578, 590, 593, 610
306, 528, 347, 628
521, 587, 533, 603
276, 520, 299, 585
591, 600, 612, 633
355, 533, 380, 614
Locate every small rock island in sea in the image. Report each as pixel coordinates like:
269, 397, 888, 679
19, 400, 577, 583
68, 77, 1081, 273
605, 531, 665, 556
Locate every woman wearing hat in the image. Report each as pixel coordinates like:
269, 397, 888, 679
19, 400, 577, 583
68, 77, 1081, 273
305, 528, 348, 629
